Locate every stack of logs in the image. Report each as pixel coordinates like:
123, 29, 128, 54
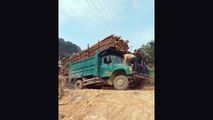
60, 34, 129, 76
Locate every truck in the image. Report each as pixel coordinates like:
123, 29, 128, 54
67, 47, 150, 90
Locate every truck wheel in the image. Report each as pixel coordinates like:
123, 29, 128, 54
74, 80, 83, 90
113, 75, 129, 90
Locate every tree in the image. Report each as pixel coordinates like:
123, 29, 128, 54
140, 40, 154, 66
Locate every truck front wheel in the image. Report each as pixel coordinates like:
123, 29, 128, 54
74, 80, 83, 90
113, 75, 129, 90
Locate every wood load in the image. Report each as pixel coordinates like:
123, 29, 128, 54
59, 34, 129, 76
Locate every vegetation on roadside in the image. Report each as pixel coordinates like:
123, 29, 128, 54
149, 67, 155, 77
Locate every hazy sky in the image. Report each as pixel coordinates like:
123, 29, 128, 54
59, 0, 154, 52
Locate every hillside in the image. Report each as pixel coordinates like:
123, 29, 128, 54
59, 38, 81, 58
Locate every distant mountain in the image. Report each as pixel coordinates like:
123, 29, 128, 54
59, 38, 81, 58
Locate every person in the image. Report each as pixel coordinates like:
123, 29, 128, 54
123, 53, 137, 72
139, 53, 150, 76
133, 49, 143, 74
123, 53, 135, 65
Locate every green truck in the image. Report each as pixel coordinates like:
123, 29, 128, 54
68, 48, 149, 90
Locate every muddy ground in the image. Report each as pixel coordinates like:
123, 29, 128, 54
59, 86, 154, 120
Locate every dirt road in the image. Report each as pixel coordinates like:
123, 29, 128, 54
59, 87, 154, 120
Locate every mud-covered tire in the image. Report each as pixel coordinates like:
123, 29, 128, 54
113, 75, 129, 90
74, 80, 83, 90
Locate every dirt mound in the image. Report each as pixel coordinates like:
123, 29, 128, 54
59, 88, 154, 120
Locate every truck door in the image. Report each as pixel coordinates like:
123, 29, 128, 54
100, 55, 113, 77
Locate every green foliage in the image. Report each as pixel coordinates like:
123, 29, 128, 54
140, 40, 154, 65
149, 67, 155, 77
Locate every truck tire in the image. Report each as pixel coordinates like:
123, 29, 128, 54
113, 75, 129, 90
74, 80, 83, 90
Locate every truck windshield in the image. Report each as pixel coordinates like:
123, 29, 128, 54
111, 55, 123, 64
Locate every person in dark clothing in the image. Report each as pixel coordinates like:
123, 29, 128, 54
134, 49, 150, 75
139, 54, 150, 75
133, 49, 143, 73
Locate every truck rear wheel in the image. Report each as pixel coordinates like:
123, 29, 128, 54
74, 80, 83, 90
113, 75, 129, 90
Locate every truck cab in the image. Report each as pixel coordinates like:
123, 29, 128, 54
99, 50, 132, 78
